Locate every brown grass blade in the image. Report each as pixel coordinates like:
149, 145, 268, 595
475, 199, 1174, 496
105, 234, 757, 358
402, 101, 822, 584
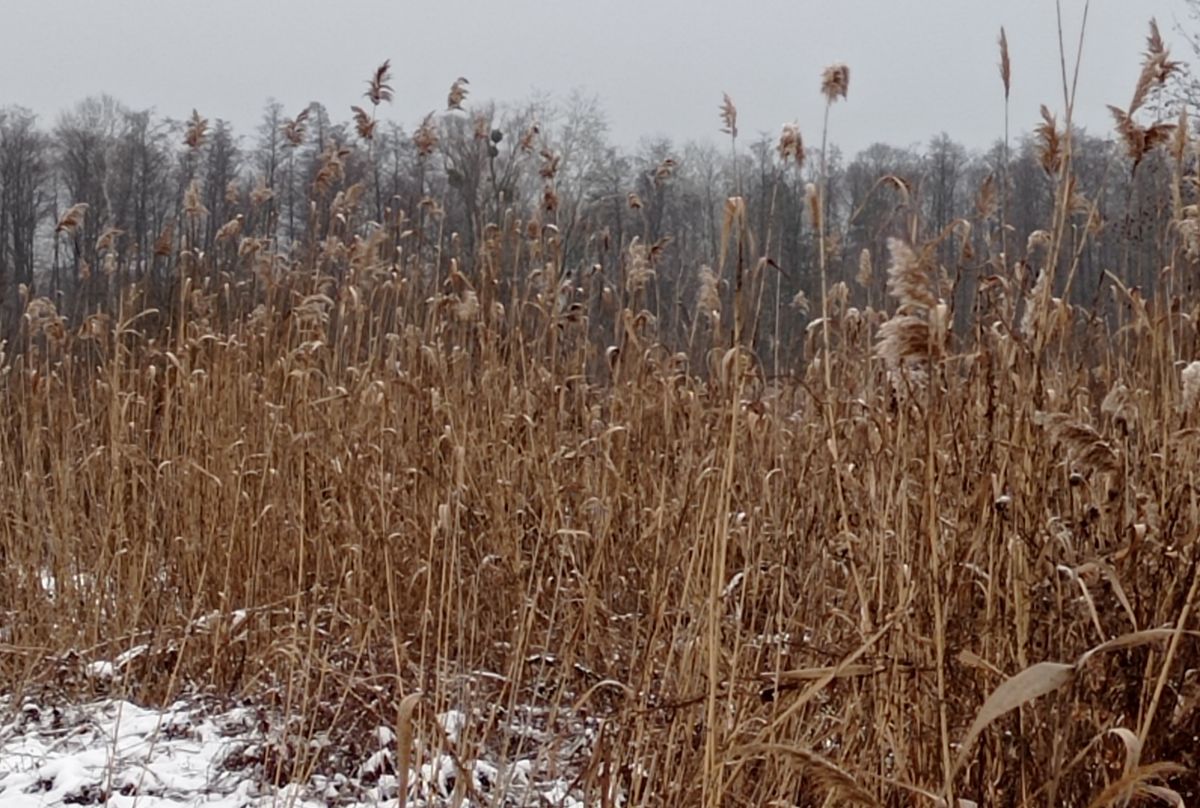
1085, 762, 1186, 808
1076, 629, 1200, 668
950, 662, 1075, 780
1107, 727, 1143, 774
765, 663, 889, 682
395, 692, 421, 808
731, 743, 879, 806
1141, 784, 1187, 807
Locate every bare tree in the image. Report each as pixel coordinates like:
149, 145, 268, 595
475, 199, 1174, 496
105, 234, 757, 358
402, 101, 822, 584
108, 109, 173, 293
54, 95, 124, 310
251, 100, 285, 241
0, 107, 49, 333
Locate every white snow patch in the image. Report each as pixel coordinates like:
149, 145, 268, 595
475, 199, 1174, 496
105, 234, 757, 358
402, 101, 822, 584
0, 696, 605, 806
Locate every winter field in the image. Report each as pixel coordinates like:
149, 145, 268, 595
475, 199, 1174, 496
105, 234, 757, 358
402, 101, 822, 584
5, 13, 1200, 808
0, 695, 594, 806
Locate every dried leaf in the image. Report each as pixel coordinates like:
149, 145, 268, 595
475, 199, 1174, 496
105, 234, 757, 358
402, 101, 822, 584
732, 743, 879, 807
1085, 762, 1186, 808
951, 662, 1075, 778
395, 692, 421, 808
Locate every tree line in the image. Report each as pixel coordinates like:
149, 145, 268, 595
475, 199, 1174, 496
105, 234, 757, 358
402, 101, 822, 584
0, 87, 1185, 365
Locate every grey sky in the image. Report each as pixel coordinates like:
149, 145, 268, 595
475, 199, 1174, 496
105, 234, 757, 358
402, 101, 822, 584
3, 0, 1195, 157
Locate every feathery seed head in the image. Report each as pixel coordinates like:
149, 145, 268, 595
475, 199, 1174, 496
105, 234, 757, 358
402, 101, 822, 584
790, 288, 810, 314
1101, 382, 1137, 430
696, 265, 720, 322
1032, 412, 1121, 475
366, 60, 394, 106
413, 113, 439, 157
519, 123, 540, 153
1026, 230, 1052, 254
183, 180, 207, 221
1020, 269, 1049, 341
625, 238, 656, 295
999, 27, 1011, 100
351, 106, 377, 141
821, 64, 850, 103
447, 77, 469, 111
56, 203, 89, 235
1183, 361, 1200, 412
885, 238, 935, 314
856, 248, 872, 289
281, 107, 310, 147
875, 315, 935, 367
805, 183, 821, 232
719, 93, 738, 138
184, 109, 208, 150
654, 157, 677, 186
778, 123, 805, 167
250, 175, 273, 207
1036, 106, 1063, 175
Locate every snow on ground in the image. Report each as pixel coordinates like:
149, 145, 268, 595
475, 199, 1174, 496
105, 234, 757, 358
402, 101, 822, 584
0, 696, 596, 807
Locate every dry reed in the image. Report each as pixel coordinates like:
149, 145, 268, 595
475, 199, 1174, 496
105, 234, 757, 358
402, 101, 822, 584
3, 14, 1200, 808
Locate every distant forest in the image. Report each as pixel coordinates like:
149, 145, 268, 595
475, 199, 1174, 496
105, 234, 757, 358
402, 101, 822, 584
0, 73, 1190, 362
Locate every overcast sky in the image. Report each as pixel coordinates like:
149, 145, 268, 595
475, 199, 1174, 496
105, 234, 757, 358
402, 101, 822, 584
3, 0, 1196, 157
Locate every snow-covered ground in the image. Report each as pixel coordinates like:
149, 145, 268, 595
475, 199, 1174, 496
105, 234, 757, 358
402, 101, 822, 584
0, 696, 598, 807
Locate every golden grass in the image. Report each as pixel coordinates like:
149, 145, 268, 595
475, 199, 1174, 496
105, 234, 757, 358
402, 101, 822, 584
2, 13, 1200, 808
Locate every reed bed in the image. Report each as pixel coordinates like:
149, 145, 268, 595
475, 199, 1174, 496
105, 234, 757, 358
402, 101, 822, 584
2, 12, 1200, 807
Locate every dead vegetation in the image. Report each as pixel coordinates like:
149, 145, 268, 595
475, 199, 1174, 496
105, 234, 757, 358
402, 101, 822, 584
3, 11, 1200, 808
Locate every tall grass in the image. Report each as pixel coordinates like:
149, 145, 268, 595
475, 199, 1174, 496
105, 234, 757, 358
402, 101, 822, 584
2, 12, 1200, 806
